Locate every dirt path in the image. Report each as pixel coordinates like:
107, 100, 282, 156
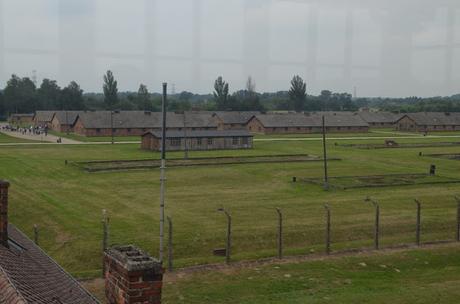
0, 125, 82, 144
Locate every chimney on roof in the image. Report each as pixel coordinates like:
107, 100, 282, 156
0, 180, 10, 247
105, 245, 164, 304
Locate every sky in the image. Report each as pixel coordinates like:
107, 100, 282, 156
0, 0, 459, 97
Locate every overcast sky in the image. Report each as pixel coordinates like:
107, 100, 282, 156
0, 0, 459, 97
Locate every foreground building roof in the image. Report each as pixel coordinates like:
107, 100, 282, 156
0, 224, 99, 304
53, 111, 85, 125
253, 112, 369, 128
398, 112, 460, 126
33, 111, 56, 123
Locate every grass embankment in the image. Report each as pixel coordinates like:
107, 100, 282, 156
1, 135, 460, 279
161, 244, 460, 304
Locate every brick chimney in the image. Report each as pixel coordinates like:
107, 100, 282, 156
105, 245, 163, 304
0, 180, 10, 247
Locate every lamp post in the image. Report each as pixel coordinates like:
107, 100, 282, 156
364, 197, 380, 250
414, 199, 421, 246
159, 83, 167, 263
275, 208, 283, 259
322, 116, 329, 190
324, 204, 331, 255
217, 208, 232, 264
455, 196, 460, 242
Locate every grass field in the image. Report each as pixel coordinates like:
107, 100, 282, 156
1, 132, 460, 282
160, 244, 460, 304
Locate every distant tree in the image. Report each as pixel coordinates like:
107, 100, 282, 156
103, 70, 118, 108
137, 84, 151, 110
0, 91, 5, 119
289, 75, 307, 112
213, 76, 229, 110
60, 81, 84, 110
178, 91, 194, 102
38, 79, 61, 109
320, 90, 332, 111
246, 76, 256, 94
3, 75, 37, 114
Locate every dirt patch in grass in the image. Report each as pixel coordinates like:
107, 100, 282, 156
301, 173, 460, 190
73, 154, 342, 173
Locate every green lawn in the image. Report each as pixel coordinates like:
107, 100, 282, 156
162, 244, 460, 304
1, 134, 460, 280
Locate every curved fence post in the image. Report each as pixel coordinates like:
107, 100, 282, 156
276, 208, 283, 259
33, 224, 39, 246
415, 199, 421, 246
365, 197, 380, 250
217, 208, 232, 264
324, 204, 331, 255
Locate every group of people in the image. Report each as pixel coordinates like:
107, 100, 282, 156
3, 124, 48, 136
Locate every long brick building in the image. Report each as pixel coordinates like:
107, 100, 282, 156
396, 112, 460, 132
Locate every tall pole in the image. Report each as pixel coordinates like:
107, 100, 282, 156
159, 83, 167, 263
101, 209, 109, 277
66, 111, 69, 135
455, 196, 460, 242
322, 116, 329, 190
218, 208, 232, 264
110, 111, 114, 145
365, 197, 380, 250
276, 208, 283, 259
325, 204, 331, 255
415, 199, 421, 246
184, 111, 188, 160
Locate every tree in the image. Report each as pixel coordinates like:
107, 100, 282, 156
60, 81, 84, 110
246, 76, 256, 94
137, 84, 151, 110
289, 75, 307, 112
3, 75, 37, 114
38, 79, 61, 110
320, 90, 332, 111
213, 76, 229, 110
103, 70, 118, 108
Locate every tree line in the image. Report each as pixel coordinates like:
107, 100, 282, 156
2, 70, 457, 119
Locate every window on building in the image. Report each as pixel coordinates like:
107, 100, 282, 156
242, 137, 249, 145
232, 137, 239, 145
207, 138, 213, 145
197, 138, 202, 145
96, 128, 101, 133
127, 128, 131, 133
171, 138, 181, 146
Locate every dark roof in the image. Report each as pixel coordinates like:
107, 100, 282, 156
398, 112, 460, 126
213, 111, 260, 124
253, 112, 369, 128
53, 111, 85, 126
77, 111, 217, 129
34, 111, 56, 123
144, 130, 252, 138
0, 224, 99, 304
357, 111, 402, 124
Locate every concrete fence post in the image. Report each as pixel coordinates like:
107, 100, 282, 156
167, 216, 173, 272
415, 199, 421, 246
276, 208, 283, 259
365, 197, 380, 250
455, 196, 460, 242
324, 204, 331, 255
102, 209, 109, 278
33, 224, 39, 246
217, 208, 232, 264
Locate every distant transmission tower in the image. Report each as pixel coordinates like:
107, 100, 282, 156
171, 83, 176, 95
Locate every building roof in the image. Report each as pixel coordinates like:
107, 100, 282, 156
145, 129, 252, 139
253, 112, 369, 128
34, 111, 56, 123
76, 111, 217, 129
53, 111, 85, 126
0, 224, 99, 304
357, 111, 402, 124
399, 112, 460, 126
213, 111, 260, 124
